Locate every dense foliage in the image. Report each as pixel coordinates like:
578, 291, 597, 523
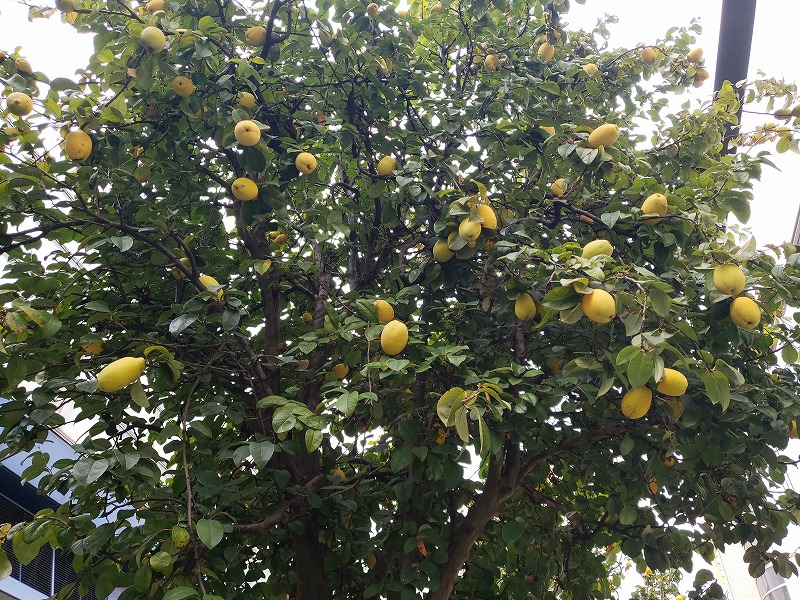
3, 0, 800, 599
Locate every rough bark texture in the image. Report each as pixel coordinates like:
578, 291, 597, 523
293, 517, 329, 600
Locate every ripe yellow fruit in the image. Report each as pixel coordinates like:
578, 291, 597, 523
676, 596, 685, 600
65, 130, 92, 162
550, 178, 567, 196
377, 156, 397, 176
6, 92, 33, 117
171, 257, 191, 279
693, 68, 710, 87
380, 320, 408, 355
515, 293, 537, 321
331, 468, 346, 481
433, 239, 454, 263
145, 0, 165, 13
647, 476, 659, 495
713, 264, 745, 296
373, 299, 394, 323
274, 233, 288, 245
234, 120, 261, 146
332, 363, 349, 379
199, 274, 223, 298
580, 289, 616, 324
15, 58, 33, 75
656, 368, 688, 397
302, 311, 313, 323
172, 76, 195, 97
587, 123, 620, 149
641, 193, 667, 225
687, 47, 703, 63
245, 26, 268, 47
140, 26, 166, 53
581, 239, 613, 259
295, 152, 318, 174
234, 91, 256, 109
82, 339, 104, 356
97, 356, 146, 392
621, 387, 652, 419
663, 456, 676, 469
538, 42, 555, 61
231, 177, 259, 201
366, 2, 379, 17
475, 204, 497, 230
582, 63, 599, 76
484, 54, 500, 71
729, 296, 760, 329
640, 47, 658, 65
459, 218, 481, 243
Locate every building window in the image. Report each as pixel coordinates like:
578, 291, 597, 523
0, 491, 95, 599
755, 563, 791, 600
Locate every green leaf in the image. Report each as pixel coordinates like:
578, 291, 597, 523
699, 369, 731, 411
616, 345, 640, 365
130, 380, 149, 408
249, 440, 275, 468
110, 235, 134, 251
170, 313, 198, 335
620, 435, 635, 456
600, 211, 620, 229
12, 530, 45, 565
272, 405, 297, 433
72, 457, 109, 485
305, 429, 323, 452
454, 406, 469, 442
619, 505, 637, 525
0, 547, 12, 580
436, 387, 464, 426
627, 351, 654, 389
84, 301, 111, 312
162, 587, 200, 600
50, 77, 79, 90
390, 448, 414, 473
254, 259, 272, 275
477, 412, 489, 457
195, 519, 224, 550
5, 312, 27, 334
537, 81, 560, 95
782, 344, 798, 365
649, 288, 671, 317
256, 395, 290, 408
502, 519, 525, 544
542, 286, 580, 311
6, 355, 27, 388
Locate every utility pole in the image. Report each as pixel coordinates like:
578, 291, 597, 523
714, 0, 757, 154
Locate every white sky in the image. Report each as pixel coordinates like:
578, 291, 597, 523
4, 0, 800, 598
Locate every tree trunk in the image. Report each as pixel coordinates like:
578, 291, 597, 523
428, 487, 500, 600
293, 517, 329, 600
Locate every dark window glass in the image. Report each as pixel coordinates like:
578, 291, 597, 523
0, 490, 96, 599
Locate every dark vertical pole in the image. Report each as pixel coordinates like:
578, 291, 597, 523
714, 0, 757, 154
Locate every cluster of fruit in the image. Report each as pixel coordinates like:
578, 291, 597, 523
330, 299, 409, 380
